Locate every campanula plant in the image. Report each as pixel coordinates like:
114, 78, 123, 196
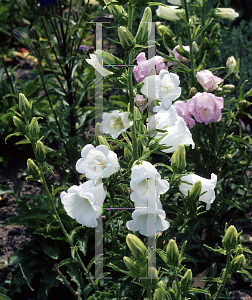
2, 0, 252, 299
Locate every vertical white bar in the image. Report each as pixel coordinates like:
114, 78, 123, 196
91, 23, 111, 280
147, 22, 157, 278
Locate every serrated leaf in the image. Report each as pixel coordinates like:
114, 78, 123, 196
156, 248, 167, 264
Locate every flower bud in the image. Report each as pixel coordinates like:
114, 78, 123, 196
239, 100, 249, 109
226, 56, 237, 74
148, 267, 159, 288
154, 286, 166, 300
27, 158, 40, 180
98, 136, 110, 147
231, 254, 246, 272
168, 287, 176, 300
35, 141, 46, 163
29, 118, 40, 142
189, 87, 197, 98
13, 116, 26, 135
19, 93, 31, 121
123, 256, 140, 277
95, 122, 101, 136
156, 22, 168, 38
172, 279, 180, 295
222, 225, 238, 251
192, 41, 198, 55
135, 7, 152, 46
211, 50, 220, 60
103, 0, 128, 26
223, 84, 235, 92
171, 144, 186, 173
126, 234, 147, 264
214, 8, 239, 20
166, 239, 179, 267
96, 49, 123, 66
189, 180, 202, 203
118, 26, 135, 51
29, 26, 40, 42
180, 269, 192, 292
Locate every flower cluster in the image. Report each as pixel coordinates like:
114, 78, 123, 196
126, 161, 170, 236
61, 145, 120, 227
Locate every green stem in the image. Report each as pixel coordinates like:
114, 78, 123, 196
170, 172, 176, 186
174, 218, 188, 238
183, 0, 195, 87
38, 164, 97, 290
147, 286, 152, 300
213, 251, 231, 300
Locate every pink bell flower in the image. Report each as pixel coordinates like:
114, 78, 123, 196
133, 52, 168, 83
196, 70, 223, 92
173, 100, 195, 129
187, 92, 224, 125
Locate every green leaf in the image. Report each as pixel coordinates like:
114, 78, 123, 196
5, 132, 22, 144
0, 293, 12, 300
237, 80, 248, 105
0, 185, 14, 196
188, 287, 211, 295
42, 240, 59, 259
156, 248, 167, 264
34, 226, 65, 240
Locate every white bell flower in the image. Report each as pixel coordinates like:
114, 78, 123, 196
179, 173, 217, 210
76, 144, 120, 180
156, 5, 184, 21
60, 180, 106, 227
150, 106, 195, 153
168, 0, 190, 4
141, 70, 181, 110
86, 51, 114, 77
158, 117, 195, 153
100, 110, 133, 139
130, 161, 169, 208
126, 208, 170, 237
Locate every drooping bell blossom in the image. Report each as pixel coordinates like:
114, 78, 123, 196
187, 92, 224, 125
86, 51, 114, 77
60, 180, 106, 227
214, 8, 239, 20
168, 0, 190, 4
76, 144, 120, 180
100, 110, 133, 139
196, 70, 223, 92
133, 52, 168, 83
130, 161, 169, 207
149, 105, 195, 152
173, 100, 195, 129
158, 117, 195, 153
36, 0, 57, 7
179, 173, 217, 210
172, 45, 190, 63
156, 6, 184, 21
141, 69, 181, 110
126, 208, 170, 237
134, 95, 148, 112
